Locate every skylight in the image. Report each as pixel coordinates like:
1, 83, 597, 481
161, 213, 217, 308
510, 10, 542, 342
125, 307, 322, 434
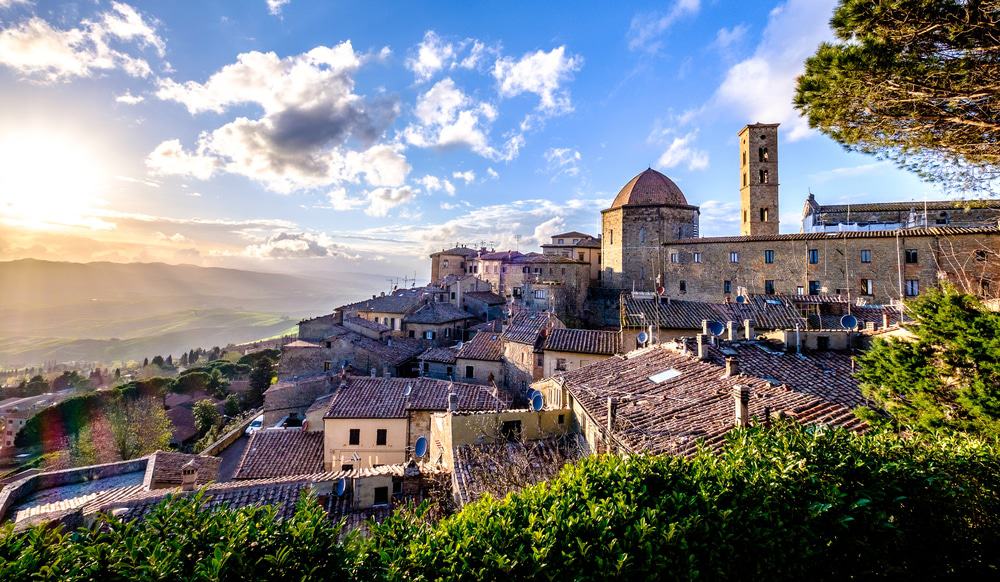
648, 369, 681, 383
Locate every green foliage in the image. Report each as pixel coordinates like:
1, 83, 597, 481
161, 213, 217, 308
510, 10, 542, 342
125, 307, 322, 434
247, 356, 276, 408
794, 0, 1000, 193
207, 369, 229, 399
106, 394, 173, 460
857, 286, 1000, 435
193, 399, 222, 435
14, 392, 108, 448
171, 370, 210, 394
4, 426, 999, 580
237, 348, 281, 368
224, 394, 241, 417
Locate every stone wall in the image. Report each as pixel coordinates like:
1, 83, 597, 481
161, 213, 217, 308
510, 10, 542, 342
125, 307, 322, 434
263, 376, 331, 426
602, 204, 699, 289
298, 314, 339, 341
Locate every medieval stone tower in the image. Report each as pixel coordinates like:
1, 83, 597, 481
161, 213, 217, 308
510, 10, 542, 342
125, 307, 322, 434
739, 123, 780, 236
601, 168, 700, 289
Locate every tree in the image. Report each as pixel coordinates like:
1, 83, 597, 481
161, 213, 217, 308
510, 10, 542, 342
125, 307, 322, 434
142, 357, 149, 368
165, 354, 173, 367
207, 368, 229, 399
151, 355, 165, 368
856, 285, 1000, 435
224, 394, 241, 417
247, 356, 276, 408
106, 395, 172, 460
193, 399, 221, 435
794, 0, 1000, 194
179, 352, 188, 367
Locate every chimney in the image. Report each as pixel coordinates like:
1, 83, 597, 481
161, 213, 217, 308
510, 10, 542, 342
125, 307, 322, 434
726, 321, 738, 341
882, 312, 890, 328
701, 319, 710, 335
606, 397, 618, 433
743, 319, 755, 341
725, 356, 739, 377
181, 459, 198, 492
733, 384, 751, 427
370, 367, 377, 378
696, 334, 708, 360
447, 391, 458, 412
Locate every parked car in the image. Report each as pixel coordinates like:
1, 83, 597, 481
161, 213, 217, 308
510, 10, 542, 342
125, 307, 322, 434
244, 414, 264, 436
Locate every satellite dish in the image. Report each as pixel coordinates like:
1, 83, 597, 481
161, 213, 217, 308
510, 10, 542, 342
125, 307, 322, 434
636, 331, 649, 344
530, 392, 544, 411
335, 477, 347, 496
656, 285, 665, 296
414, 435, 428, 458
706, 321, 725, 336
735, 295, 747, 304
840, 314, 859, 329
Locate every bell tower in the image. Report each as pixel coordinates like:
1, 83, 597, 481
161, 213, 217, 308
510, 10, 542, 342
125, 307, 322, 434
739, 123, 779, 236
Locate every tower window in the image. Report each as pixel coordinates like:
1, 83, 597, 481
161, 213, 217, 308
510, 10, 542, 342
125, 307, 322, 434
679, 280, 687, 293
764, 250, 774, 264
764, 280, 775, 295
808, 249, 819, 264
742, 152, 746, 165
759, 134, 766, 141
759, 169, 769, 184
693, 252, 702, 263
760, 208, 769, 222
730, 251, 739, 263
743, 210, 747, 223
905, 249, 918, 264
743, 173, 747, 187
610, 230, 614, 245
860, 249, 872, 263
724, 280, 732, 294
758, 147, 769, 162
638, 227, 646, 244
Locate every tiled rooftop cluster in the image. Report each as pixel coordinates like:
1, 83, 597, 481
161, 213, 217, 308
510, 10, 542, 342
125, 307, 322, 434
235, 430, 325, 480
621, 294, 805, 330
543, 329, 622, 355
455, 331, 504, 361
324, 376, 510, 419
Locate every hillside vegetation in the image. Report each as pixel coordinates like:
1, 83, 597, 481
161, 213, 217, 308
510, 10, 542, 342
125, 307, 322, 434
2, 425, 998, 580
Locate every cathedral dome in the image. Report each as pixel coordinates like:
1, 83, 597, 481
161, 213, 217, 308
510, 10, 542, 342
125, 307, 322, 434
610, 168, 689, 208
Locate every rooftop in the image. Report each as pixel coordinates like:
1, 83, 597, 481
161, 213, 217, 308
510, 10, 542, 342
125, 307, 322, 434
431, 246, 480, 258
418, 346, 459, 365
555, 343, 865, 456
346, 335, 427, 366
551, 231, 593, 239
339, 293, 422, 315
502, 311, 562, 346
456, 331, 504, 362
344, 314, 391, 333
143, 451, 221, 488
463, 291, 506, 305
234, 430, 324, 480
810, 197, 1000, 215
542, 237, 601, 249
621, 294, 806, 331
404, 301, 474, 324
663, 226, 1000, 244
543, 328, 622, 355
324, 376, 510, 418
609, 168, 690, 209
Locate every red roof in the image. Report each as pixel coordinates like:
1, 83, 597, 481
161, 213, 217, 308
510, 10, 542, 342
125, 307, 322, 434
324, 376, 509, 418
610, 168, 689, 208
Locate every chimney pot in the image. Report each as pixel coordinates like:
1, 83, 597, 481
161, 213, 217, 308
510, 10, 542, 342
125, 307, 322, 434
606, 396, 618, 432
726, 321, 738, 342
733, 384, 751, 427
743, 319, 755, 341
882, 312, 890, 328
696, 334, 708, 360
447, 392, 458, 413
725, 356, 739, 377
181, 459, 198, 492
701, 319, 710, 335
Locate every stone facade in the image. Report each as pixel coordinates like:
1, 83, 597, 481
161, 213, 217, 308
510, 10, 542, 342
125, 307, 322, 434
602, 203, 700, 290
739, 123, 780, 236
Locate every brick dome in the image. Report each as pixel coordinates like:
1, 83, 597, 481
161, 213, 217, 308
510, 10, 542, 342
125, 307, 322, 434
610, 168, 688, 208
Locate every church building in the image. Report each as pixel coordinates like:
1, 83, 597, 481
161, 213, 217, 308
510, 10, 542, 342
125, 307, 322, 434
602, 123, 1000, 304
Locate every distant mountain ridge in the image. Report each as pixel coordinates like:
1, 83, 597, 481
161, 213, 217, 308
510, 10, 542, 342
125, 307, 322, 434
0, 259, 392, 366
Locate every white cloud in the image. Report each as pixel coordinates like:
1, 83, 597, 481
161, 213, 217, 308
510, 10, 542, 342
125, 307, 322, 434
407, 30, 455, 82
404, 77, 504, 159
486, 167, 499, 179
267, 0, 290, 16
0, 0, 32, 8
146, 139, 217, 180
697, 199, 740, 236
418, 175, 456, 196
0, 3, 164, 82
115, 90, 144, 104
711, 24, 748, 52
714, 0, 837, 141
656, 131, 709, 171
544, 147, 582, 178
530, 216, 565, 246
151, 42, 406, 193
154, 231, 188, 243
243, 231, 359, 259
493, 46, 582, 114
627, 0, 700, 53
326, 187, 366, 211
452, 170, 475, 184
365, 186, 416, 217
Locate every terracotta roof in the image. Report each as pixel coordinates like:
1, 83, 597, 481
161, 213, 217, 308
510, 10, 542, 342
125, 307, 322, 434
544, 329, 622, 355
431, 246, 479, 258
347, 336, 427, 366
469, 320, 503, 333
788, 294, 849, 305
502, 311, 562, 346
622, 294, 805, 331
340, 294, 422, 315
551, 231, 593, 239
418, 346, 458, 364
324, 376, 509, 418
456, 331, 503, 361
143, 451, 221, 488
557, 343, 865, 456
404, 302, 474, 324
107, 479, 314, 522
662, 226, 1000, 244
284, 340, 322, 349
512, 253, 586, 265
542, 237, 601, 249
476, 250, 523, 261
610, 168, 690, 209
344, 314, 390, 332
234, 430, 324, 480
464, 291, 506, 305
452, 435, 589, 506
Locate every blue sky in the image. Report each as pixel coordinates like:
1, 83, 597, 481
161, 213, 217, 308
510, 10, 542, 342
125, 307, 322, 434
0, 0, 946, 278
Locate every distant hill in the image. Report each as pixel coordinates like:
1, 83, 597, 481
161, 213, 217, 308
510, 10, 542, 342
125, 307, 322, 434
0, 259, 392, 366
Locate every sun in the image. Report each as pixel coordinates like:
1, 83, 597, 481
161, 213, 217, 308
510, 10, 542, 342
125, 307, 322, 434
0, 129, 110, 230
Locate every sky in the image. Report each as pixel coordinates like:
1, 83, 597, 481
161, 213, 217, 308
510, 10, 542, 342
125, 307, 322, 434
0, 0, 950, 279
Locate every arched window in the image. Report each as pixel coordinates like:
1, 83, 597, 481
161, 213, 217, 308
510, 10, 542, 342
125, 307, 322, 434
638, 226, 646, 245
759, 147, 768, 162
759, 169, 769, 184
936, 211, 950, 225
760, 207, 769, 222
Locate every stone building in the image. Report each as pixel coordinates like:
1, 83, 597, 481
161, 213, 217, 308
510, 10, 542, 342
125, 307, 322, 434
541, 231, 603, 282
429, 246, 479, 283
454, 330, 504, 386
602, 122, 1000, 303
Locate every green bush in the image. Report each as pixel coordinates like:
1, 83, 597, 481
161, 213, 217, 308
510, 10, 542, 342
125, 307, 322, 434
2, 425, 999, 580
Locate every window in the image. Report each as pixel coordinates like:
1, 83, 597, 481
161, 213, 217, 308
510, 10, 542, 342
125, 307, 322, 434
445, 328, 452, 338
446, 366, 453, 376
500, 420, 522, 442
324, 361, 332, 372
533, 289, 547, 299
796, 285, 804, 295
759, 146, 769, 162
555, 358, 567, 371
442, 259, 449, 268
424, 330, 436, 340
764, 250, 774, 264
730, 251, 739, 263
693, 252, 702, 263
759, 169, 769, 184
408, 330, 415, 338
609, 230, 614, 244
760, 208, 769, 222
670, 252, 680, 263
936, 211, 950, 225
743, 173, 747, 187
905, 279, 920, 296
349, 429, 360, 445
465, 365, 474, 378
341, 463, 354, 471
860, 249, 871, 263
809, 280, 821, 295
742, 151, 746, 165
861, 279, 874, 295
764, 280, 775, 295
976, 249, 988, 262
638, 227, 646, 244
558, 238, 564, 244
816, 336, 831, 351
373, 486, 389, 506
376, 429, 387, 446
723, 280, 732, 294
422, 362, 429, 373
558, 414, 565, 424
808, 249, 819, 264
578, 252, 585, 261
905, 249, 918, 264
679, 280, 687, 293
